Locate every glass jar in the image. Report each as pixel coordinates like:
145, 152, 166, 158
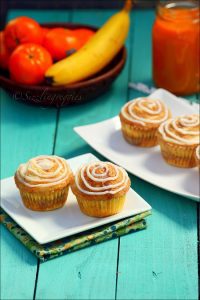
152, 0, 200, 95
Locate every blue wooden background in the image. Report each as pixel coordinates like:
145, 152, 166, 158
1, 5, 199, 300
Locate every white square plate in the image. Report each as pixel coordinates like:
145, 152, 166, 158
1, 153, 151, 244
74, 89, 199, 201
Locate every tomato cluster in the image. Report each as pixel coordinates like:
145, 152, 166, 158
0, 16, 95, 85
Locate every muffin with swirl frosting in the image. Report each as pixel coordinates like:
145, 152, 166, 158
71, 161, 130, 217
15, 155, 73, 211
157, 114, 200, 168
119, 97, 171, 147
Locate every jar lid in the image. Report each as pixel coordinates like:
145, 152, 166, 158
157, 0, 200, 22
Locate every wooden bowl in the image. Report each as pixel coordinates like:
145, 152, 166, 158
0, 23, 126, 107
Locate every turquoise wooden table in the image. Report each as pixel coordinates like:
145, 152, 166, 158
1, 7, 199, 300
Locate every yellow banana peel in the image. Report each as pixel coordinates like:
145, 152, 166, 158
45, 0, 132, 86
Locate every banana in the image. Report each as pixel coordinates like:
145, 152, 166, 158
45, 0, 132, 86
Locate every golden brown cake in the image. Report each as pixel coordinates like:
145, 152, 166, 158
71, 161, 130, 217
157, 114, 200, 168
15, 155, 73, 211
195, 145, 200, 168
119, 97, 171, 147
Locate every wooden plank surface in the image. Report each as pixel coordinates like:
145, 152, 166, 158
1, 7, 199, 300
116, 10, 198, 300
0, 9, 68, 300
35, 9, 132, 299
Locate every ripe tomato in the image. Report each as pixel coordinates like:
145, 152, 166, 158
4, 16, 43, 53
43, 28, 81, 61
9, 43, 52, 85
73, 28, 95, 47
0, 31, 10, 69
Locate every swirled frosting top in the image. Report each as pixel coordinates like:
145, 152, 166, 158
158, 114, 200, 145
120, 97, 169, 126
16, 155, 71, 187
75, 161, 130, 195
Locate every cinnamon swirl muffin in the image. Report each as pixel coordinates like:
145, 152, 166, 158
15, 155, 73, 211
71, 161, 130, 217
157, 114, 200, 168
119, 97, 171, 147
194, 145, 200, 168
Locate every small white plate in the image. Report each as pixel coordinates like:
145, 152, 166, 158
74, 89, 199, 201
1, 153, 151, 244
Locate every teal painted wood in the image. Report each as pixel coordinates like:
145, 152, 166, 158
1, 225, 37, 300
116, 10, 198, 300
35, 9, 133, 300
0, 88, 56, 178
36, 241, 118, 300
0, 9, 68, 300
1, 8, 198, 300
1, 9, 64, 179
117, 183, 198, 300
5, 9, 71, 24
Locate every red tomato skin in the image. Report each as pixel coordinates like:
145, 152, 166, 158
43, 28, 81, 61
4, 16, 43, 53
9, 43, 52, 85
73, 28, 95, 47
0, 31, 10, 69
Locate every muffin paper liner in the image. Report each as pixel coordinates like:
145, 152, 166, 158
121, 123, 158, 147
0, 208, 151, 262
19, 186, 69, 211
158, 136, 197, 168
195, 155, 200, 168
76, 195, 126, 217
